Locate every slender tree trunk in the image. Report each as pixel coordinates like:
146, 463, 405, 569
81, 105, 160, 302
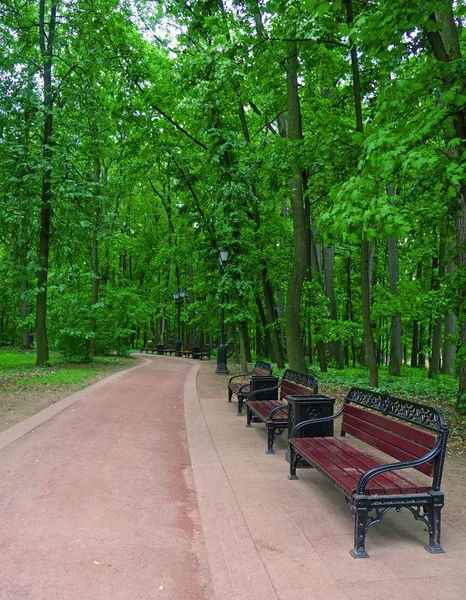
411, 321, 419, 367
388, 235, 401, 375
284, 43, 307, 373
36, 0, 57, 366
323, 246, 343, 369
310, 230, 327, 372
426, 5, 466, 408
387, 184, 401, 375
361, 240, 378, 387
429, 240, 445, 378
90, 157, 101, 357
346, 0, 378, 386
442, 242, 457, 374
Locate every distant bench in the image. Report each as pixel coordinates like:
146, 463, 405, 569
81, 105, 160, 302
157, 344, 177, 356
192, 346, 211, 360
245, 369, 318, 454
181, 345, 194, 358
288, 387, 448, 558
141, 343, 157, 354
228, 360, 275, 416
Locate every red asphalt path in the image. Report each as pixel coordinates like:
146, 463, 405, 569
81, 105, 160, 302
0, 357, 211, 600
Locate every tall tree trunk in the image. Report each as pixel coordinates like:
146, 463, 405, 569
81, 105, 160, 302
310, 230, 327, 372
388, 235, 401, 375
387, 184, 401, 375
429, 240, 445, 378
426, 6, 466, 409
90, 157, 101, 357
411, 321, 419, 368
346, 0, 378, 386
361, 240, 379, 386
284, 43, 307, 373
36, 0, 57, 366
442, 244, 457, 374
323, 245, 344, 369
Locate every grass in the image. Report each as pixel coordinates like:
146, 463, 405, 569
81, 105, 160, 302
0, 348, 136, 389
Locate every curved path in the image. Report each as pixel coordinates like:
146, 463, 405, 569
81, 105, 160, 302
0, 354, 465, 600
0, 355, 210, 600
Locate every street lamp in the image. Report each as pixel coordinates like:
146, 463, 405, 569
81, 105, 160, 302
216, 249, 229, 374
173, 288, 186, 357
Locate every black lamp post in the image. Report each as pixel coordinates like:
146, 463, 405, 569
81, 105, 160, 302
216, 249, 229, 374
173, 288, 185, 357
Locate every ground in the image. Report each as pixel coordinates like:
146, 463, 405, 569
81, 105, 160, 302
0, 355, 142, 433
1, 355, 464, 455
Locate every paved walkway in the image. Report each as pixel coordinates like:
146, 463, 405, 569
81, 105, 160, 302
0, 355, 465, 599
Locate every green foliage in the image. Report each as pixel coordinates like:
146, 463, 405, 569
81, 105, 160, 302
317, 365, 457, 405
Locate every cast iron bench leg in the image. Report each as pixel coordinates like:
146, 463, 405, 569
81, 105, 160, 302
425, 491, 445, 554
237, 394, 244, 416
350, 496, 369, 558
266, 422, 275, 454
246, 405, 253, 427
228, 388, 232, 403
288, 444, 299, 480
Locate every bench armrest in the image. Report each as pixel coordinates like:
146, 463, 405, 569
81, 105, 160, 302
246, 382, 280, 401
289, 406, 345, 438
356, 437, 445, 494
228, 370, 253, 384
267, 403, 288, 420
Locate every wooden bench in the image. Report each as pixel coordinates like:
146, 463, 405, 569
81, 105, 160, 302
192, 346, 211, 360
157, 344, 177, 356
141, 343, 158, 354
228, 360, 275, 416
245, 369, 318, 454
288, 387, 448, 558
181, 345, 194, 358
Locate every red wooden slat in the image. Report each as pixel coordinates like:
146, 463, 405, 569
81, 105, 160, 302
318, 438, 425, 494
344, 404, 436, 448
305, 438, 393, 493
343, 420, 434, 477
292, 438, 366, 495
291, 437, 431, 495
253, 369, 269, 377
247, 401, 287, 422
280, 382, 315, 398
344, 411, 432, 460
312, 438, 404, 494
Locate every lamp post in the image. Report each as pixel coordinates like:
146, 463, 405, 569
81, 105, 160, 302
173, 288, 185, 357
216, 249, 229, 374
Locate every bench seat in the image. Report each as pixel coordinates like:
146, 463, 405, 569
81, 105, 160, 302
291, 437, 432, 496
246, 400, 287, 424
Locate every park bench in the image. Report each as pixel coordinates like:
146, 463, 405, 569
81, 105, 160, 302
141, 343, 157, 354
228, 360, 275, 416
157, 344, 177, 356
288, 387, 448, 558
181, 344, 194, 358
192, 346, 211, 360
245, 369, 319, 454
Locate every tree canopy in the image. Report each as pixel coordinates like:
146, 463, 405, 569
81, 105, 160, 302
1, 0, 465, 411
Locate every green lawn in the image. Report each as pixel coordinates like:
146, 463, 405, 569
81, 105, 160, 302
0, 349, 136, 389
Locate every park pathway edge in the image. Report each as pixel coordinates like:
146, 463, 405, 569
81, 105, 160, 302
0, 356, 150, 452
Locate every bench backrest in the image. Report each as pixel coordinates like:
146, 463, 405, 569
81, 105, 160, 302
342, 387, 448, 480
252, 360, 273, 377
280, 369, 318, 399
